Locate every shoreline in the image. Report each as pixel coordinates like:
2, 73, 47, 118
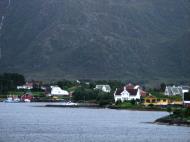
45, 103, 167, 112
154, 121, 190, 127
155, 115, 190, 127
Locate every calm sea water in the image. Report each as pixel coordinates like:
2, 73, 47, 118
0, 103, 189, 142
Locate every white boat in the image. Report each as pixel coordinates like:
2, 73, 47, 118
59, 101, 78, 106
4, 97, 20, 103
65, 101, 78, 106
24, 99, 31, 103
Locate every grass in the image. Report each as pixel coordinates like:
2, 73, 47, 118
112, 101, 164, 111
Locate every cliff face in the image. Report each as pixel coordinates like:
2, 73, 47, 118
0, 0, 190, 81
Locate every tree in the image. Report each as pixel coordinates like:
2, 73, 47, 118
160, 83, 166, 92
167, 107, 172, 115
0, 73, 25, 95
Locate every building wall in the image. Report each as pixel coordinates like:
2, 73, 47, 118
114, 89, 141, 102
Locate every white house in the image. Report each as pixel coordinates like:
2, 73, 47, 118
180, 86, 190, 94
50, 86, 69, 96
95, 85, 111, 93
17, 82, 33, 90
165, 85, 190, 96
114, 86, 141, 102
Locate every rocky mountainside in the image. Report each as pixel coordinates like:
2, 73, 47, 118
0, 0, 190, 81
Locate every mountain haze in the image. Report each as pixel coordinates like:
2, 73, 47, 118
0, 0, 190, 81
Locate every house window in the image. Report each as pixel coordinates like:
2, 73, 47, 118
146, 99, 150, 103
163, 99, 166, 102
152, 99, 156, 103
157, 99, 160, 102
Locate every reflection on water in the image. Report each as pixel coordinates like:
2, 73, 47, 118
0, 103, 189, 142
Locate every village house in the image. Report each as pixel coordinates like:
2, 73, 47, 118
114, 84, 144, 102
95, 85, 111, 93
50, 86, 69, 96
143, 95, 183, 106
143, 96, 169, 106
17, 82, 33, 90
165, 85, 190, 96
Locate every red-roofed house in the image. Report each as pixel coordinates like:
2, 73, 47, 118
126, 83, 134, 90
114, 86, 141, 102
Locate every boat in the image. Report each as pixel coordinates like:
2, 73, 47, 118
65, 101, 78, 106
4, 97, 20, 103
24, 99, 31, 103
46, 101, 78, 107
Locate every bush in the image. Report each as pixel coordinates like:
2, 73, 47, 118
148, 104, 154, 107
130, 99, 136, 105
98, 100, 110, 107
173, 109, 181, 116
166, 107, 172, 114
115, 100, 122, 105
184, 108, 190, 117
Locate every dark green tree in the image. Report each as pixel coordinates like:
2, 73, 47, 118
160, 83, 166, 92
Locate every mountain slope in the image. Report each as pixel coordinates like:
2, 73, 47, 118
0, 0, 190, 80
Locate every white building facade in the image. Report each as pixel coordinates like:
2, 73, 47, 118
165, 85, 190, 96
114, 86, 141, 102
95, 85, 111, 93
50, 86, 69, 96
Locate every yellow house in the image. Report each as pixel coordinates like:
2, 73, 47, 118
156, 98, 170, 106
169, 100, 183, 105
143, 95, 180, 106
143, 96, 158, 106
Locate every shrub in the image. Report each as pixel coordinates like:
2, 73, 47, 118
115, 100, 122, 105
166, 107, 172, 115
130, 99, 136, 105
173, 108, 182, 116
99, 100, 110, 107
148, 104, 154, 107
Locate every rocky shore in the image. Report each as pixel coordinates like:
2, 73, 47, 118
155, 114, 190, 127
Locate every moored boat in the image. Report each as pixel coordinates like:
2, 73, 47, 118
4, 96, 20, 103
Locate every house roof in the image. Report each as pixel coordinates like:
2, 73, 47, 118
126, 83, 134, 90
166, 86, 183, 95
115, 87, 138, 96
144, 95, 157, 99
126, 88, 138, 96
51, 86, 69, 95
115, 88, 124, 95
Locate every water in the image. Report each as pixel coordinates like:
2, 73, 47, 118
0, 103, 189, 142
